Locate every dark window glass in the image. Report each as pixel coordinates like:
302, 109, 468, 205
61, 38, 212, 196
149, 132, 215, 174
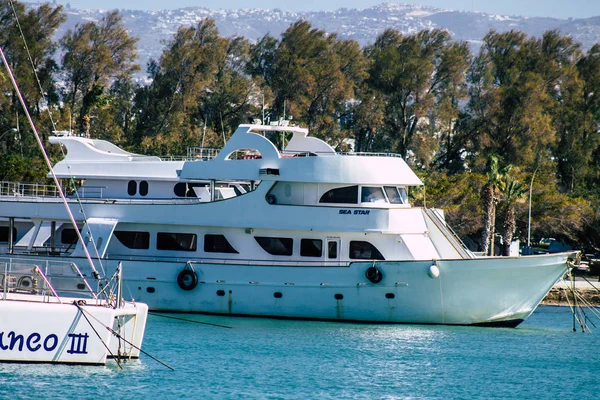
328, 241, 338, 259
60, 228, 80, 245
157, 232, 197, 251
300, 239, 322, 257
127, 180, 137, 196
0, 227, 16, 243
114, 231, 150, 249
319, 186, 358, 204
139, 181, 149, 196
349, 241, 385, 260
204, 234, 238, 254
255, 236, 293, 256
173, 183, 187, 197
361, 186, 386, 203
384, 186, 403, 204
173, 182, 205, 198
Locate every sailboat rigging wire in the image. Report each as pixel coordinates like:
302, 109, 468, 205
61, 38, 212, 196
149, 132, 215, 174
8, 0, 58, 132
0, 45, 102, 285
8, 3, 107, 277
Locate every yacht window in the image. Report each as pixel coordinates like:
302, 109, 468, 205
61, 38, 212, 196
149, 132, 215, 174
0, 227, 16, 243
384, 186, 403, 204
174, 183, 187, 197
139, 181, 149, 196
328, 241, 338, 259
300, 239, 322, 257
349, 241, 385, 260
60, 228, 80, 245
361, 186, 386, 203
319, 186, 358, 204
173, 183, 200, 198
255, 237, 293, 256
204, 234, 238, 254
398, 187, 408, 203
127, 180, 137, 196
157, 232, 197, 251
114, 231, 150, 249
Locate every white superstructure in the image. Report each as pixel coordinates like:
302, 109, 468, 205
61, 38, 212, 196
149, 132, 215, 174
0, 124, 575, 327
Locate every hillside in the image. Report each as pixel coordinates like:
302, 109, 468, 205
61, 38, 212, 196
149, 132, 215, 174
33, 2, 600, 76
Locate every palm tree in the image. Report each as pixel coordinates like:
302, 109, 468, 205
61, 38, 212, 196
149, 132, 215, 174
480, 155, 510, 255
499, 177, 528, 256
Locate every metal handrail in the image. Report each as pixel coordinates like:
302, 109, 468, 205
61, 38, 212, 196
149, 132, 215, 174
0, 181, 106, 199
423, 208, 474, 259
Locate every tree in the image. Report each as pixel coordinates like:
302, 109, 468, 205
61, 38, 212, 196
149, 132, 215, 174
366, 28, 471, 163
480, 155, 511, 255
554, 43, 600, 193
0, 1, 65, 181
467, 30, 555, 168
133, 18, 258, 154
61, 10, 139, 136
252, 21, 367, 139
498, 177, 528, 256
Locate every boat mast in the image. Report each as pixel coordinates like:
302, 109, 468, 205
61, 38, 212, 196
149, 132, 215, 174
0, 45, 101, 280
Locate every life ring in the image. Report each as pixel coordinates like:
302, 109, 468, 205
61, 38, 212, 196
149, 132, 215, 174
365, 266, 383, 284
177, 269, 198, 291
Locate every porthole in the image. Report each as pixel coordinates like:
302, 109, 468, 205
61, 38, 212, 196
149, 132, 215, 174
77, 283, 85, 290
274, 292, 283, 298
216, 290, 225, 296
334, 293, 344, 300
385, 293, 395, 299
146, 287, 155, 293
139, 180, 149, 196
127, 180, 137, 196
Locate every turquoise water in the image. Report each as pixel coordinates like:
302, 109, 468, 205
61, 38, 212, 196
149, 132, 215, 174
0, 306, 598, 399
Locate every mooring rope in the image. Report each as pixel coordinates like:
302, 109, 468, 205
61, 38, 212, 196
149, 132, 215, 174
73, 301, 123, 369
148, 312, 233, 329
78, 305, 175, 370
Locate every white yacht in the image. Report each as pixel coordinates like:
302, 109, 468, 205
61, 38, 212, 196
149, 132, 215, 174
0, 123, 575, 327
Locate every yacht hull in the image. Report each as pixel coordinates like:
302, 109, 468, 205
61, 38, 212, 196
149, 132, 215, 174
72, 252, 571, 327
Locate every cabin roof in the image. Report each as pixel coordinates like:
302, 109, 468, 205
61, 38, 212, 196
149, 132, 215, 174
48, 124, 423, 186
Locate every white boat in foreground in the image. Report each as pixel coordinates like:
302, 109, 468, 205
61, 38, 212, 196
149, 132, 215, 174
0, 123, 576, 327
0, 44, 148, 366
0, 258, 148, 365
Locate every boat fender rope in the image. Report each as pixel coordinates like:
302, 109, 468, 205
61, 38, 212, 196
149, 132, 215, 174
177, 267, 198, 291
365, 263, 383, 284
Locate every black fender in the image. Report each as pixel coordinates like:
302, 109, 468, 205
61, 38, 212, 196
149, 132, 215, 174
177, 268, 198, 291
365, 265, 383, 284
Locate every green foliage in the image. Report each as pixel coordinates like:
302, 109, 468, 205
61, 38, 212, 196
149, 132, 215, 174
132, 18, 258, 154
250, 20, 367, 145
60, 10, 139, 135
366, 29, 471, 163
2, 2, 600, 251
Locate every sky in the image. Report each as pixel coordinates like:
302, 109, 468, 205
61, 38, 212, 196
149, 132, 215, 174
57, 0, 600, 19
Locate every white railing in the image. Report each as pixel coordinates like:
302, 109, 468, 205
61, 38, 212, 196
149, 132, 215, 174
187, 147, 220, 161
0, 257, 97, 300
72, 186, 105, 199
338, 151, 404, 158
0, 181, 61, 198
0, 181, 106, 199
